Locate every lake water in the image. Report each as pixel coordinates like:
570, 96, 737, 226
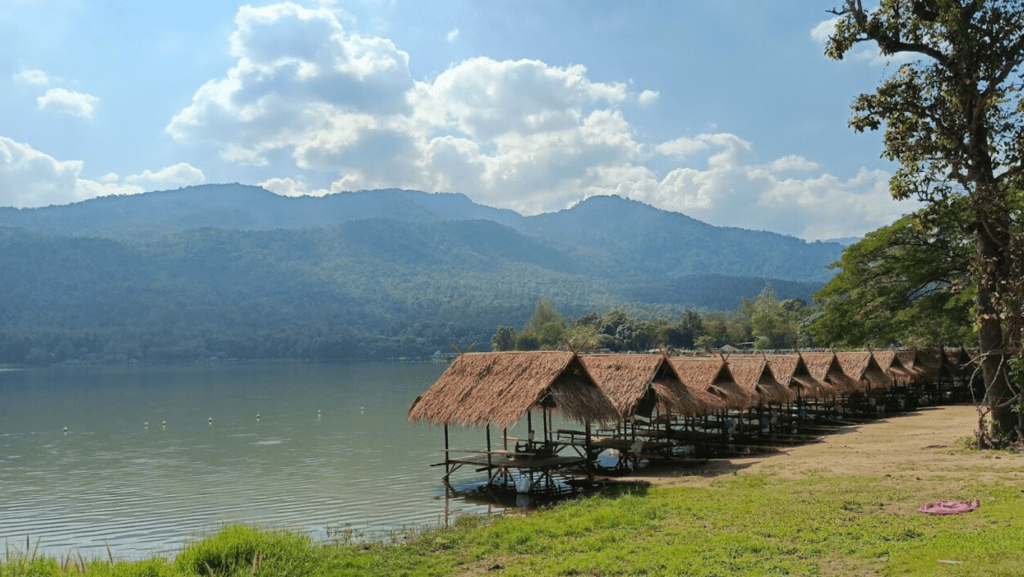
0, 362, 499, 561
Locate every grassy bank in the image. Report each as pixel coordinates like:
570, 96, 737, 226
4, 462, 1023, 577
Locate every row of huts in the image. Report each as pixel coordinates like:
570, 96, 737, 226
408, 348, 982, 495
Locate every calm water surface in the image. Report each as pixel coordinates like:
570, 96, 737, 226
0, 362, 497, 560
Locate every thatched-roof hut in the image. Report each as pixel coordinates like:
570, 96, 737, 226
670, 357, 751, 411
408, 351, 619, 429
835, 351, 892, 390
871, 350, 916, 382
763, 354, 832, 398
943, 347, 974, 379
726, 355, 796, 404
580, 354, 712, 419
915, 348, 946, 382
895, 350, 929, 383
801, 352, 863, 395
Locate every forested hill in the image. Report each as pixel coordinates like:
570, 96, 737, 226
0, 184, 841, 282
0, 185, 842, 363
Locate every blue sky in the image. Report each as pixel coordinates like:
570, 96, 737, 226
1, 0, 921, 240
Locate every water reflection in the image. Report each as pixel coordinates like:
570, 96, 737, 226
0, 362, 498, 560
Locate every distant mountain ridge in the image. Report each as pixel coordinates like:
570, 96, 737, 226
0, 184, 845, 362
0, 184, 841, 283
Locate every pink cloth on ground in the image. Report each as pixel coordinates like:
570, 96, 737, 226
918, 498, 981, 515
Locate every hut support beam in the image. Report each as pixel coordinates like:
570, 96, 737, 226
444, 424, 451, 480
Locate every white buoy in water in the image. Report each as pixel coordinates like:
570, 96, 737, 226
63, 426, 68, 436
359, 406, 364, 414
256, 413, 261, 424
144, 422, 149, 429
208, 417, 213, 425
162, 420, 167, 429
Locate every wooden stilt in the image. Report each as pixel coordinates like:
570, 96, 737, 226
444, 423, 451, 479
486, 424, 492, 469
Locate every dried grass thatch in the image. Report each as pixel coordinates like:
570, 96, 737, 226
943, 347, 974, 379
871, 350, 916, 382
763, 354, 832, 399
670, 357, 751, 411
835, 351, 892, 390
407, 351, 619, 429
895, 350, 927, 383
581, 354, 712, 419
914, 348, 945, 382
726, 355, 796, 404
801, 352, 863, 395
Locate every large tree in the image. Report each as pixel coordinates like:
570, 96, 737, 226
826, 0, 1024, 443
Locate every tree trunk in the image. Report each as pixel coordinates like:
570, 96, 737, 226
975, 212, 1016, 440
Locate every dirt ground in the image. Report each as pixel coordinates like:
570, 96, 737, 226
618, 405, 1024, 489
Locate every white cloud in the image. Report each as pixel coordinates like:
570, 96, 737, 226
769, 155, 818, 172
126, 162, 206, 188
446, 28, 459, 43
12, 68, 49, 86
1, 135, 85, 207
37, 88, 100, 118
0, 135, 209, 208
810, 17, 839, 45
612, 136, 915, 240
656, 136, 710, 159
167, 1, 414, 166
638, 89, 659, 105
259, 176, 333, 197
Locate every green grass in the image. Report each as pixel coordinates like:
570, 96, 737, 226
4, 473, 1023, 577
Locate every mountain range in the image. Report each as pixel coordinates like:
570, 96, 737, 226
0, 185, 844, 362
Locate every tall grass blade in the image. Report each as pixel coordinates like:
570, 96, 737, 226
105, 541, 114, 565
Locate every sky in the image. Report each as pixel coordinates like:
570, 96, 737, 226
0, 0, 923, 240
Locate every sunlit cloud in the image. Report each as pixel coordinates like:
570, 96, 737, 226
12, 68, 49, 86
37, 87, 100, 118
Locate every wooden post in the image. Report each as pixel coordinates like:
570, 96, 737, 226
527, 410, 533, 447
443, 423, 450, 479
486, 424, 492, 469
542, 406, 549, 443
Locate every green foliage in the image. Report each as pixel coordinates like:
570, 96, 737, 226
812, 211, 976, 347
507, 285, 819, 353
490, 326, 516, 351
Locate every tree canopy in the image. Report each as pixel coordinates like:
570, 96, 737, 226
826, 0, 1024, 443
812, 208, 975, 347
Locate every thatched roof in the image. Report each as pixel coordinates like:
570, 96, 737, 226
895, 350, 928, 382
914, 348, 945, 382
835, 351, 892, 390
871, 350, 916, 382
670, 357, 751, 411
407, 351, 619, 429
801, 352, 863, 395
580, 354, 712, 419
943, 347, 974, 378
763, 354, 832, 398
726, 355, 796, 404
